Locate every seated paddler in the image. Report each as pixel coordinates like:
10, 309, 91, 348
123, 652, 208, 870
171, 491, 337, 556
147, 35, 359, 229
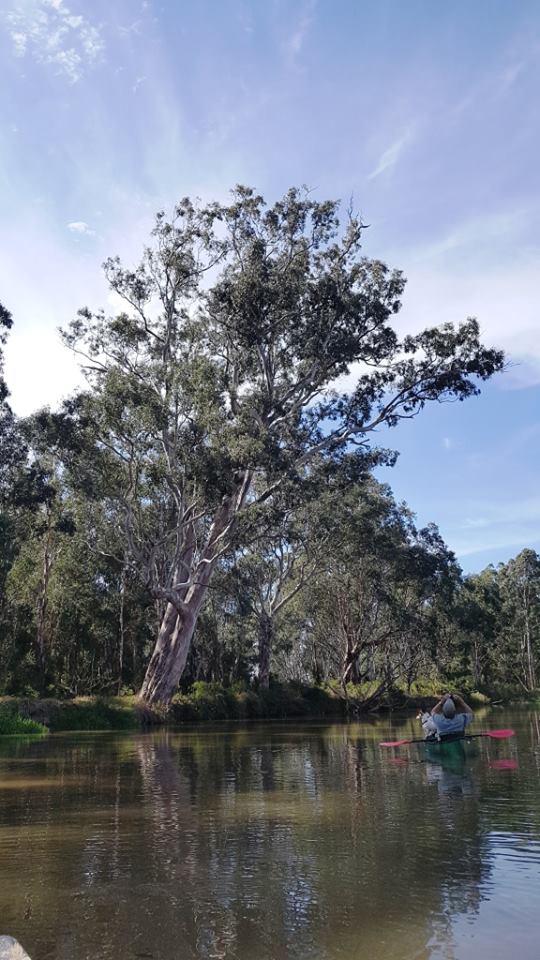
429, 693, 473, 741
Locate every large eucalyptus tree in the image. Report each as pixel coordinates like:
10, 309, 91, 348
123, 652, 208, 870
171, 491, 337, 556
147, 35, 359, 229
61, 186, 504, 706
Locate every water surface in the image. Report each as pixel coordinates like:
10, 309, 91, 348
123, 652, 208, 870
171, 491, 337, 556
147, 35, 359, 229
0, 708, 539, 960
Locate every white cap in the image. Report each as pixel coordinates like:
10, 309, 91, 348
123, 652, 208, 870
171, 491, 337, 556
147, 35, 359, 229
442, 698, 456, 718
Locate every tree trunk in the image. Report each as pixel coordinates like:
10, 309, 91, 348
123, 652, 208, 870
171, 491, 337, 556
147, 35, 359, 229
36, 507, 53, 693
258, 614, 273, 689
117, 566, 126, 695
139, 478, 252, 706
139, 601, 196, 705
341, 644, 360, 686
524, 604, 536, 691
311, 642, 322, 685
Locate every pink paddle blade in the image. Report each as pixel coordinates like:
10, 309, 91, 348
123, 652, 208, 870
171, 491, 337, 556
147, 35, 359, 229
485, 729, 515, 739
380, 740, 410, 747
490, 759, 518, 770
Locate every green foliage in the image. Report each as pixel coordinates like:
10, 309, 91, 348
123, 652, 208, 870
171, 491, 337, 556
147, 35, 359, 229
46, 697, 140, 731
46, 186, 503, 704
0, 196, 522, 711
171, 681, 340, 722
0, 706, 47, 737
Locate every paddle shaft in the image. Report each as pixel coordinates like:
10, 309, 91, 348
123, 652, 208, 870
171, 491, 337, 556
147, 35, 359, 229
381, 728, 514, 747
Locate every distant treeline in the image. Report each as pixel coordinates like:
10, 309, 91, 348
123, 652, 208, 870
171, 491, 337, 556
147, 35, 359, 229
1, 448, 538, 702
2, 187, 536, 708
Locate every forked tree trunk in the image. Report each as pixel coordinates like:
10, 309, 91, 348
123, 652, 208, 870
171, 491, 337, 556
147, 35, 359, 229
139, 478, 252, 706
341, 645, 361, 686
258, 614, 274, 689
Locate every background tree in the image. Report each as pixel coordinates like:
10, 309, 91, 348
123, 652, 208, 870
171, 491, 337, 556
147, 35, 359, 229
0, 301, 25, 501
286, 480, 459, 699
224, 449, 388, 687
451, 568, 502, 688
497, 550, 540, 691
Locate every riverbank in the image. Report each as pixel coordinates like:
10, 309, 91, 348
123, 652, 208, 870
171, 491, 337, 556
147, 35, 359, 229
0, 680, 535, 734
1, 683, 343, 732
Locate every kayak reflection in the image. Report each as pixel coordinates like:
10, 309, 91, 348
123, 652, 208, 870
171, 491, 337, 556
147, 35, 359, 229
423, 739, 478, 797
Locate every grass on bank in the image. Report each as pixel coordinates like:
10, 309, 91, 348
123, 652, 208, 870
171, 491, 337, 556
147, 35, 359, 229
0, 684, 343, 732
1, 679, 538, 734
171, 680, 342, 722
0, 706, 48, 737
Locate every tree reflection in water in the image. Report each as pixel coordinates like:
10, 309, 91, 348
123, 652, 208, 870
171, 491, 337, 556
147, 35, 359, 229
0, 712, 535, 960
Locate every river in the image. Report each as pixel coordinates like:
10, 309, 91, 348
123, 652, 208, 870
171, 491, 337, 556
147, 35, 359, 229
0, 707, 539, 960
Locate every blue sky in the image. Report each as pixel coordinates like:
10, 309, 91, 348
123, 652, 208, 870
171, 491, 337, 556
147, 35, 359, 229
0, 0, 539, 572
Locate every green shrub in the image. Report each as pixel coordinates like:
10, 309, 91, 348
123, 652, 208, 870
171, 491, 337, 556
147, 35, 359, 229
231, 689, 260, 719
257, 683, 309, 718
48, 697, 140, 731
0, 707, 48, 737
299, 683, 339, 715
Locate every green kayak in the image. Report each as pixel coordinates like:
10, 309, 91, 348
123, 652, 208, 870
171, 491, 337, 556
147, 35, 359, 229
423, 737, 479, 764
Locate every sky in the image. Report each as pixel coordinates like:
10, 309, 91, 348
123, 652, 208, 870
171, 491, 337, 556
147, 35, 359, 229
0, 0, 539, 572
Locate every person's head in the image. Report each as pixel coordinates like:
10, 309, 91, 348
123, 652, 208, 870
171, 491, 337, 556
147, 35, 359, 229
442, 697, 456, 718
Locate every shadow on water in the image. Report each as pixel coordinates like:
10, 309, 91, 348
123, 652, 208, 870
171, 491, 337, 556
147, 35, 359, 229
0, 709, 538, 960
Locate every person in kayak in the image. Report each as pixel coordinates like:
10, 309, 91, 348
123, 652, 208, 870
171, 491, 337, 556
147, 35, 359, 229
429, 693, 473, 741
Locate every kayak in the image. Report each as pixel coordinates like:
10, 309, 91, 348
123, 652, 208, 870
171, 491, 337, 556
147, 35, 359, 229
424, 738, 464, 758
423, 737, 479, 763
380, 728, 514, 749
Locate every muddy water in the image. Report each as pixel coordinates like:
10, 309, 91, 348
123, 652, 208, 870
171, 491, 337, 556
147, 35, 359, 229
0, 708, 539, 960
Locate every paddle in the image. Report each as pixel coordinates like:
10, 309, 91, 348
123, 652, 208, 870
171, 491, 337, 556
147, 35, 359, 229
380, 728, 514, 748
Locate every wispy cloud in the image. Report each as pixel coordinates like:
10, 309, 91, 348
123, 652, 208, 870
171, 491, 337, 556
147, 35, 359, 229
367, 128, 414, 180
499, 60, 526, 93
285, 0, 316, 63
461, 498, 540, 532
393, 205, 540, 386
5, 0, 103, 83
132, 75, 147, 94
67, 220, 95, 236
447, 497, 540, 558
119, 19, 143, 37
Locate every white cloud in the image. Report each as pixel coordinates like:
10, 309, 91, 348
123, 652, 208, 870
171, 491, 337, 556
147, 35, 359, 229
5, 328, 81, 415
367, 129, 414, 180
67, 220, 95, 235
132, 75, 147, 93
285, 0, 316, 63
5, 0, 103, 83
1, 211, 109, 414
391, 207, 540, 384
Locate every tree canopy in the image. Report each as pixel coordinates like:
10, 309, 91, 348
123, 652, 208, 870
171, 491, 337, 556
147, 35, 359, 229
0, 186, 525, 708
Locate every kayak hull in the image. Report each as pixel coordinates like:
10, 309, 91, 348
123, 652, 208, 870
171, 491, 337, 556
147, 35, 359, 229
424, 738, 464, 756
423, 738, 478, 762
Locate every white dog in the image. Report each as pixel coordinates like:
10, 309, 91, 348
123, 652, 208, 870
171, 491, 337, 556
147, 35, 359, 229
416, 708, 437, 739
